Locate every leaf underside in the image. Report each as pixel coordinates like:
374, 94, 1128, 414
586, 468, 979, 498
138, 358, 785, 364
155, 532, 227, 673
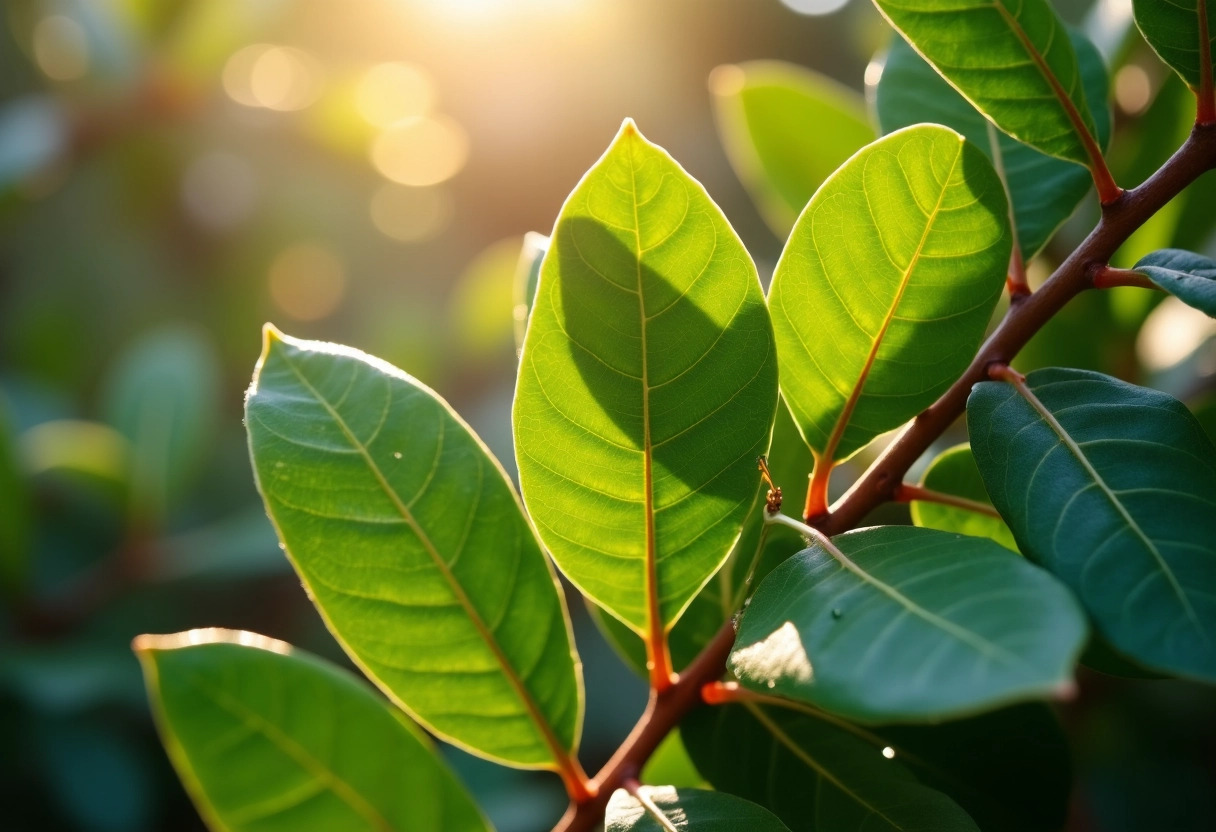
1132, 0, 1216, 91
969, 367, 1216, 681
246, 328, 582, 768
1134, 248, 1216, 317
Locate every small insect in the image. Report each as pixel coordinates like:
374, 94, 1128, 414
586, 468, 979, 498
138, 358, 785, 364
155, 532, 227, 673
757, 455, 782, 514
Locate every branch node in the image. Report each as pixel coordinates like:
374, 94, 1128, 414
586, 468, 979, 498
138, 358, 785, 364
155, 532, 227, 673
986, 362, 1024, 384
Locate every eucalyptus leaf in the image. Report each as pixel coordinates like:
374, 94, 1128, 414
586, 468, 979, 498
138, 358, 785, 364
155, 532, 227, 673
246, 327, 583, 769
513, 120, 779, 637
872, 0, 1102, 167
1132, 0, 1216, 92
1134, 249, 1216, 316
606, 785, 792, 832
683, 703, 979, 832
710, 61, 875, 238
874, 30, 1110, 261
135, 630, 490, 832
769, 125, 1010, 467
968, 367, 1216, 681
910, 444, 1018, 552
730, 526, 1087, 721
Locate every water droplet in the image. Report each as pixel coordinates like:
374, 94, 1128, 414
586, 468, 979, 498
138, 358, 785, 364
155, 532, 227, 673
882, 746, 895, 760
393, 451, 403, 459
766, 679, 776, 689
832, 608, 842, 619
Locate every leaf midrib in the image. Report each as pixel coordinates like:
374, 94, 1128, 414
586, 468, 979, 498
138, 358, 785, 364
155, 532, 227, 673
187, 672, 395, 832
818, 141, 963, 465
1013, 382, 1208, 641
275, 349, 572, 767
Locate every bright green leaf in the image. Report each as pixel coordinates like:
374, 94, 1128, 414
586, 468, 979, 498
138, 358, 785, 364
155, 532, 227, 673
769, 125, 1010, 467
513, 120, 779, 637
1132, 0, 1216, 92
640, 731, 705, 789
135, 629, 490, 832
910, 444, 1018, 552
872, 0, 1102, 168
683, 703, 979, 832
874, 30, 1110, 261
1134, 249, 1216, 316
710, 61, 875, 238
606, 785, 792, 832
730, 526, 1087, 721
968, 367, 1216, 681
245, 327, 583, 769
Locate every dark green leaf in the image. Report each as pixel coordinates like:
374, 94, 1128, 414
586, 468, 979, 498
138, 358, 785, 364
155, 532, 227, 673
0, 396, 30, 593
910, 444, 1018, 552
710, 61, 875, 237
874, 30, 1110, 261
730, 526, 1087, 721
606, 785, 792, 832
769, 124, 1010, 467
135, 629, 489, 832
1132, 0, 1216, 91
1134, 249, 1216, 316
968, 367, 1216, 681
246, 327, 583, 768
872, 0, 1102, 167
513, 120, 779, 635
683, 703, 978, 832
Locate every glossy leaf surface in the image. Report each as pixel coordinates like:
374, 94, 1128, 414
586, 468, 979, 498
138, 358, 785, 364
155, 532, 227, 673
969, 367, 1216, 681
1134, 249, 1216, 316
514, 121, 779, 634
710, 61, 875, 237
873, 0, 1100, 167
1132, 0, 1216, 91
246, 328, 582, 768
606, 785, 791, 832
683, 703, 978, 832
769, 125, 1009, 465
135, 630, 489, 832
910, 444, 1018, 552
730, 526, 1087, 721
874, 31, 1110, 261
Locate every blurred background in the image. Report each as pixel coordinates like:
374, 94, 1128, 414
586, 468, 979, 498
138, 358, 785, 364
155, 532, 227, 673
1, 0, 1214, 830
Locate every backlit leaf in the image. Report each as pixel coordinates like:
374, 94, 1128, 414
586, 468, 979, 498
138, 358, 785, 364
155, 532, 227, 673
135, 630, 489, 832
968, 367, 1216, 681
910, 444, 1018, 552
246, 327, 583, 769
1132, 0, 1216, 92
730, 526, 1087, 721
513, 120, 779, 636
769, 125, 1010, 467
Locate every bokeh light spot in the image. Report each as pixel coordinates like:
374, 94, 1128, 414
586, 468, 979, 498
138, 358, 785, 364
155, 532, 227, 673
33, 15, 90, 81
268, 243, 348, 321
356, 63, 436, 128
1137, 296, 1216, 372
1114, 64, 1152, 116
369, 183, 454, 243
779, 0, 851, 16
371, 115, 469, 186
223, 45, 322, 111
181, 152, 260, 232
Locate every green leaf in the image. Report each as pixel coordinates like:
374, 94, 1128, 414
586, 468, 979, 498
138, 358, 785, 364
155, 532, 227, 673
910, 444, 1018, 553
874, 30, 1111, 261
709, 61, 875, 238
245, 327, 583, 769
1134, 249, 1216, 316
513, 232, 548, 350
606, 785, 792, 832
1132, 0, 1216, 92
0, 396, 30, 593
135, 629, 490, 832
640, 731, 705, 789
729, 526, 1087, 721
102, 324, 220, 520
682, 703, 979, 832
872, 0, 1102, 168
769, 125, 1010, 467
513, 120, 779, 636
968, 367, 1216, 681
876, 704, 1071, 832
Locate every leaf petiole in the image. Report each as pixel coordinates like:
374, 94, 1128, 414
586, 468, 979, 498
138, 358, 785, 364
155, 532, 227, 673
894, 483, 1003, 519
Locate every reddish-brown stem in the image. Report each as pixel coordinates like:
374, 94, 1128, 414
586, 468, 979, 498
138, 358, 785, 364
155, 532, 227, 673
550, 121, 1216, 832
894, 483, 1003, 519
804, 458, 832, 522
1006, 246, 1030, 299
1199, 0, 1215, 125
1092, 265, 1161, 291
